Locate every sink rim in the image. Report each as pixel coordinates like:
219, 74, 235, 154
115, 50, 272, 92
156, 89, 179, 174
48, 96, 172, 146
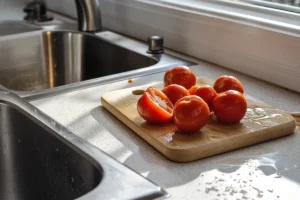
0, 89, 168, 200
0, 20, 77, 34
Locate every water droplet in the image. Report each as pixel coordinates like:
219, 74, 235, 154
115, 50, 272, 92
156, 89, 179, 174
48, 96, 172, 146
274, 173, 281, 178
18, 139, 21, 143
240, 190, 248, 195
205, 186, 219, 194
216, 178, 225, 183
230, 189, 238, 196
257, 193, 263, 198
252, 187, 264, 198
162, 132, 175, 142
242, 195, 249, 200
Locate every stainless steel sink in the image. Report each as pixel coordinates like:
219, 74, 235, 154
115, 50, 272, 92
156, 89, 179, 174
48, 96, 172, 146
0, 30, 156, 91
0, 30, 193, 100
0, 89, 167, 200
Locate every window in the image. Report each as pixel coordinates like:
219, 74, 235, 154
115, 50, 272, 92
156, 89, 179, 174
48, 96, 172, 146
231, 0, 300, 13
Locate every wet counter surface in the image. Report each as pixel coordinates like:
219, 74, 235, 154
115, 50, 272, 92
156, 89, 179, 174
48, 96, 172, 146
31, 60, 300, 200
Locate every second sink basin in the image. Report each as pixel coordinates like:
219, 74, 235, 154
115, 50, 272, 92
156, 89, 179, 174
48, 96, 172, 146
0, 99, 101, 199
0, 89, 167, 199
0, 31, 157, 92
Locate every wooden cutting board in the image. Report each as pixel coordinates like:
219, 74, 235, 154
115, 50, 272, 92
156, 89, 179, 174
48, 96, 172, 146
101, 77, 296, 162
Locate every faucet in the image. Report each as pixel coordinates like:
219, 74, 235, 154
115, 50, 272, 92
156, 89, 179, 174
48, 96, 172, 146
74, 0, 102, 32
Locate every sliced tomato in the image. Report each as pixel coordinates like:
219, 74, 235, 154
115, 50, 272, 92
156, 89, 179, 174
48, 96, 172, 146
137, 87, 173, 123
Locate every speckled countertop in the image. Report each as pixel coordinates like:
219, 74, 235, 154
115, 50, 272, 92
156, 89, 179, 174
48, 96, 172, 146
3, 1, 300, 198
31, 60, 300, 200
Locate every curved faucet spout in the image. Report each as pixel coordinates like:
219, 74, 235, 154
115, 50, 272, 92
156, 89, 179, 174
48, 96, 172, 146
74, 0, 102, 32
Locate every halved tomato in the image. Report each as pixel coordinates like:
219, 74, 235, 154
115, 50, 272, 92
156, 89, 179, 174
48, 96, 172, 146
137, 87, 173, 123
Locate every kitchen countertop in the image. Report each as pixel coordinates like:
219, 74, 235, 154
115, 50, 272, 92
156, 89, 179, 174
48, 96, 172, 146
3, 0, 300, 199
32, 60, 300, 200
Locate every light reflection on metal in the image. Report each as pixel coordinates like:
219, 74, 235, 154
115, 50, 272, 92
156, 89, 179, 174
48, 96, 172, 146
46, 31, 54, 88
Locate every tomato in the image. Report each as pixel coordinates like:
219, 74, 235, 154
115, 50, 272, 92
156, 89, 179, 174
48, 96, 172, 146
164, 66, 196, 89
213, 75, 244, 94
137, 87, 173, 123
195, 85, 217, 111
162, 84, 190, 105
188, 86, 198, 95
173, 95, 210, 132
213, 90, 247, 123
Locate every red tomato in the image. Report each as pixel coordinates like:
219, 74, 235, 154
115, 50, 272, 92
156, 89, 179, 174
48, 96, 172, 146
162, 84, 190, 105
188, 86, 198, 95
137, 87, 173, 123
173, 95, 210, 132
213, 90, 247, 123
213, 75, 244, 94
164, 66, 196, 89
195, 85, 217, 111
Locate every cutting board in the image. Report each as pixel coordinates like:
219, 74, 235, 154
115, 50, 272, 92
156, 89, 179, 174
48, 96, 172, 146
101, 77, 296, 162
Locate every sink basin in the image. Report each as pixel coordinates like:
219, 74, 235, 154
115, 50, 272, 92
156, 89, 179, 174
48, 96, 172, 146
0, 30, 157, 92
0, 89, 167, 200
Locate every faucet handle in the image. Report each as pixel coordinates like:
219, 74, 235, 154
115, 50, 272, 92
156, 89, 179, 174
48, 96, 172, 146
23, 1, 53, 22
147, 36, 164, 54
